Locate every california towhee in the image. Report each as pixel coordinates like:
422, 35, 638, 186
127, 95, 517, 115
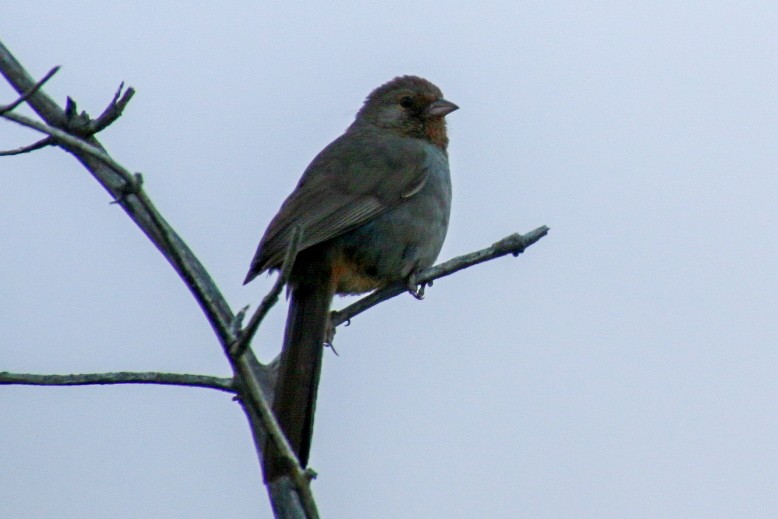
244, 75, 457, 480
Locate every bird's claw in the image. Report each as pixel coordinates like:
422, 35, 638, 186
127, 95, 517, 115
407, 274, 426, 300
324, 340, 339, 356
324, 322, 339, 355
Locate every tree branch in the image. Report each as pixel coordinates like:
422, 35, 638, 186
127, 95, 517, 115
233, 356, 320, 519
0, 136, 53, 156
229, 230, 318, 518
0, 40, 311, 518
0, 371, 235, 393
0, 45, 67, 126
231, 226, 303, 358
0, 65, 59, 114
89, 82, 136, 134
331, 225, 549, 327
0, 109, 138, 176
0, 39, 548, 519
0, 40, 236, 358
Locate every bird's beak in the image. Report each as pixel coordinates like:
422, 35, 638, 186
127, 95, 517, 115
424, 98, 459, 118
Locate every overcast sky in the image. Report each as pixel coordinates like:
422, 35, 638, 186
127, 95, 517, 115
2, 2, 778, 518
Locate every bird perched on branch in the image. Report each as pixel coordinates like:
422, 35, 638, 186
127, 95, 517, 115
244, 75, 458, 481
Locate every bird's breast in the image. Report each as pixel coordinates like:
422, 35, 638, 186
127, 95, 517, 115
330, 144, 451, 295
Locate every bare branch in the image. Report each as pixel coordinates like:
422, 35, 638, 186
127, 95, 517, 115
0, 136, 53, 156
0, 65, 59, 114
0, 43, 67, 126
0, 109, 137, 180
331, 225, 550, 327
233, 356, 320, 519
0, 41, 306, 512
0, 371, 235, 393
89, 82, 136, 133
0, 40, 547, 519
226, 230, 316, 515
231, 226, 303, 357
269, 479, 316, 519
58, 84, 136, 136
0, 42, 235, 348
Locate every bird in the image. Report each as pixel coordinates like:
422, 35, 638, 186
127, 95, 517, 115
244, 75, 458, 481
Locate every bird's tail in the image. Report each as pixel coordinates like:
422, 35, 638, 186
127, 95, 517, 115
263, 274, 334, 481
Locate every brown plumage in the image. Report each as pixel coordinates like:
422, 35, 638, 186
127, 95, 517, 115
245, 75, 457, 480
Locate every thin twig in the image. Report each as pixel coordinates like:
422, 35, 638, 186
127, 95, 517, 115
0, 41, 549, 519
0, 136, 53, 156
89, 82, 136, 133
0, 40, 310, 518
4, 105, 234, 348
331, 225, 550, 327
0, 65, 59, 114
58, 84, 136, 137
0, 371, 235, 393
227, 230, 317, 515
0, 111, 221, 346
0, 42, 67, 126
0, 109, 137, 183
231, 226, 303, 357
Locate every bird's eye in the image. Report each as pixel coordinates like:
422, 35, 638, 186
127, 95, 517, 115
399, 96, 414, 108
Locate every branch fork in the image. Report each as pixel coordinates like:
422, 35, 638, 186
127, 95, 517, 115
0, 40, 548, 519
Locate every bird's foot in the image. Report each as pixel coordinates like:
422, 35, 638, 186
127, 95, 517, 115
407, 274, 432, 300
324, 321, 339, 355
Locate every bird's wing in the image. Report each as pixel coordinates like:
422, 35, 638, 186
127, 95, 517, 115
244, 128, 431, 282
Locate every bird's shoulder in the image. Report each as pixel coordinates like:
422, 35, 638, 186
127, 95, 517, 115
296, 123, 433, 201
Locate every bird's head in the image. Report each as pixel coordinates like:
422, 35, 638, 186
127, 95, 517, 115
355, 75, 458, 150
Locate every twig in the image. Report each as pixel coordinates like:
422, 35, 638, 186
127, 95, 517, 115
0, 105, 236, 345
59, 84, 136, 136
0, 104, 233, 348
0, 39, 311, 518
0, 42, 67, 126
331, 226, 549, 327
227, 229, 316, 516
0, 371, 235, 393
0, 40, 549, 519
0, 109, 136, 182
231, 226, 303, 357
225, 225, 319, 515
89, 82, 136, 133
0, 65, 59, 114
0, 136, 53, 156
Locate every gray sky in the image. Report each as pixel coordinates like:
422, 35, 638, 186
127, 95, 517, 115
2, 2, 777, 518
